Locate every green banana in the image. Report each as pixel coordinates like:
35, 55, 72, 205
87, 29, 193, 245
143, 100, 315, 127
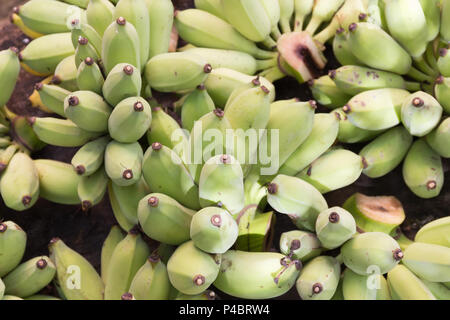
194, 0, 225, 20
104, 230, 150, 300
70, 20, 102, 56
138, 193, 196, 245
402, 242, 450, 283
343, 193, 406, 234
331, 65, 409, 96
64, 91, 111, 133
142, 143, 200, 210
86, 0, 115, 36
309, 75, 351, 109
167, 240, 221, 295
3, 256, 56, 298
104, 140, 143, 187
108, 97, 152, 143
279, 230, 322, 262
402, 139, 443, 199
77, 166, 108, 210
101, 225, 125, 282
49, 238, 104, 300
267, 174, 328, 231
0, 48, 20, 107
53, 55, 78, 92
279, 113, 339, 176
360, 126, 413, 178
341, 232, 403, 275
294, 0, 313, 31
420, 279, 450, 300
204, 68, 275, 107
114, 0, 150, 68
442, 0, 450, 43
145, 52, 212, 93
129, 254, 172, 300
181, 85, 215, 132
108, 178, 149, 231
102, 64, 141, 107
347, 22, 411, 74
401, 92, 443, 137
190, 206, 239, 254
342, 268, 391, 300
387, 265, 436, 300
101, 17, 140, 75
438, 48, 450, 77
74, 37, 99, 69
214, 250, 300, 299
305, 0, 345, 35
296, 256, 340, 300
76, 57, 104, 96
415, 216, 450, 247
71, 135, 110, 176
174, 9, 276, 59
35, 84, 70, 117
199, 155, 245, 215
0, 221, 27, 277
20, 33, 75, 76
419, 0, 440, 41
278, 0, 294, 34
315, 206, 357, 250
34, 159, 81, 205
334, 108, 384, 143
258, 0, 281, 39
343, 88, 410, 130
147, 107, 187, 153
146, 0, 174, 58
297, 149, 364, 194
435, 76, 450, 114
332, 28, 361, 66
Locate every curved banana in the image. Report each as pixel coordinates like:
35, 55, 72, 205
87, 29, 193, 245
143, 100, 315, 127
0, 221, 27, 277
77, 166, 108, 210
102, 63, 141, 107
146, 0, 174, 58
415, 216, 450, 247
101, 225, 125, 282
104, 140, 143, 187
0, 48, 20, 107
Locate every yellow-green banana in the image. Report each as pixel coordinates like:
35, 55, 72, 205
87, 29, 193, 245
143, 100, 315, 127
77, 166, 108, 210
0, 48, 20, 107
146, 0, 174, 58
101, 225, 126, 282
0, 221, 27, 277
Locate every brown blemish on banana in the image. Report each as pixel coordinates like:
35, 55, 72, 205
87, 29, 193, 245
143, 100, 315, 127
75, 165, 85, 175
203, 64, 212, 73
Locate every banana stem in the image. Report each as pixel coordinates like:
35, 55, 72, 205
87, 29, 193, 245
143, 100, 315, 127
413, 56, 438, 77
172, 94, 189, 110
280, 18, 292, 34
404, 81, 421, 91
313, 18, 339, 45
261, 36, 277, 50
425, 43, 439, 71
406, 66, 434, 83
294, 14, 305, 32
421, 83, 434, 95
259, 66, 286, 82
305, 16, 322, 35
255, 57, 278, 71
271, 26, 282, 40
255, 49, 278, 60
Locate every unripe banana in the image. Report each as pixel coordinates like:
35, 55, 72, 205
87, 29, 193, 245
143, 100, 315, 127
70, 19, 102, 56
342, 268, 391, 300
194, 0, 226, 20
387, 265, 436, 300
334, 108, 384, 143
105, 141, 143, 187
53, 55, 78, 92
49, 238, 104, 300
347, 22, 411, 74
64, 91, 112, 133
296, 256, 340, 300
420, 279, 450, 300
129, 254, 172, 300
147, 107, 186, 152
108, 178, 149, 231
278, 0, 294, 34
435, 76, 450, 114
10, 12, 44, 39
442, 0, 450, 43
401, 92, 443, 137
279, 230, 322, 262
0, 221, 27, 277
415, 216, 450, 247
145, 52, 212, 93
279, 113, 339, 176
190, 207, 239, 254
1, 152, 39, 211
402, 242, 450, 283
35, 84, 70, 117
402, 139, 443, 199
0, 145, 18, 173
34, 159, 81, 205
108, 97, 152, 143
331, 65, 408, 96
438, 48, 450, 77
143, 143, 200, 210
181, 85, 215, 132
297, 149, 364, 194
101, 225, 125, 282
360, 126, 413, 178
315, 207, 356, 250
146, 0, 174, 58
294, 0, 313, 31
343, 88, 410, 131
76, 57, 104, 94
167, 240, 221, 295
3, 256, 56, 298
114, 0, 150, 68
102, 17, 140, 75
102, 64, 141, 107
0, 48, 20, 107
138, 193, 195, 245
71, 136, 110, 176
309, 75, 351, 109
419, 0, 440, 41
60, 0, 89, 8
267, 174, 328, 231
332, 29, 361, 66
204, 68, 275, 107
341, 232, 403, 276
174, 9, 276, 59
104, 230, 150, 300
305, 0, 345, 35
74, 37, 99, 69
86, 0, 115, 36
77, 166, 108, 210
20, 33, 75, 76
